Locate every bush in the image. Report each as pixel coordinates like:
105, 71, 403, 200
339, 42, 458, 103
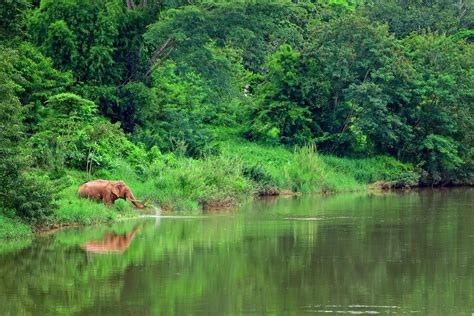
29, 93, 149, 173
134, 62, 217, 158
148, 154, 252, 212
419, 134, 463, 185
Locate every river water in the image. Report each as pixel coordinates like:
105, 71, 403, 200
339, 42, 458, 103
0, 188, 472, 315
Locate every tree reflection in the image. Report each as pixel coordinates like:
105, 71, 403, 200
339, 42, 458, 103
0, 189, 472, 315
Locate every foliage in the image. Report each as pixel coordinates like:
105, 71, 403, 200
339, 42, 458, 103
220, 136, 419, 193
322, 155, 420, 186
134, 62, 216, 157
401, 33, 474, 184
0, 0, 31, 41
27, 0, 122, 84
361, 0, 465, 38
0, 0, 473, 234
420, 134, 464, 184
249, 13, 473, 184
0, 216, 32, 240
247, 45, 312, 145
302, 14, 411, 154
0, 47, 56, 224
145, 154, 252, 212
144, 2, 310, 73
11, 43, 73, 129
282, 145, 330, 192
29, 93, 149, 174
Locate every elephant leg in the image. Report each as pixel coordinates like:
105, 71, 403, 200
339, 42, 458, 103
102, 193, 114, 206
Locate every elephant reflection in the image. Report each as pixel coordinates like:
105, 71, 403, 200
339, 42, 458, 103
82, 225, 141, 254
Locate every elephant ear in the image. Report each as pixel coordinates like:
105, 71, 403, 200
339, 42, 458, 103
110, 183, 121, 198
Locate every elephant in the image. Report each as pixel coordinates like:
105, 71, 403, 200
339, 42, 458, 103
78, 180, 145, 209
82, 225, 141, 254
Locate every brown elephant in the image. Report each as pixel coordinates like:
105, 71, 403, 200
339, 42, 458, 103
82, 225, 141, 254
78, 180, 145, 209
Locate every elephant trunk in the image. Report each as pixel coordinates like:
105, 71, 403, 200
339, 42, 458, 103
131, 200, 145, 209
126, 191, 145, 209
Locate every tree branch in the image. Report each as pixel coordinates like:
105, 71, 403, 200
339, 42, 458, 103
144, 37, 175, 77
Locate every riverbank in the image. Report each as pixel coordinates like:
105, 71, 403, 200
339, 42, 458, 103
0, 138, 423, 239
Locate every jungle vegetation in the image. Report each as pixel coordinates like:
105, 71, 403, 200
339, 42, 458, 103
0, 0, 472, 236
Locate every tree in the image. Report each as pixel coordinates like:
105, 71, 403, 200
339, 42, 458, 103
27, 0, 121, 83
29, 93, 148, 173
143, 2, 313, 113
362, 0, 462, 38
0, 47, 55, 224
248, 45, 313, 145
11, 43, 72, 130
401, 33, 474, 183
0, 0, 31, 41
300, 14, 412, 154
134, 62, 215, 157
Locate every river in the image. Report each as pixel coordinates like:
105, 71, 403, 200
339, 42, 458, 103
0, 188, 472, 315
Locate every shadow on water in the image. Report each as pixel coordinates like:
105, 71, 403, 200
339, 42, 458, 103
0, 188, 472, 315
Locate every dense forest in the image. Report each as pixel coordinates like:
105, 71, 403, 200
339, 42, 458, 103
1, 0, 473, 237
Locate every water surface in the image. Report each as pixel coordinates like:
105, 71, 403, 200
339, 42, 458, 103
1, 188, 473, 315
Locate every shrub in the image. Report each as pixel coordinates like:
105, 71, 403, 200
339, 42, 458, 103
150, 155, 252, 212
29, 93, 149, 173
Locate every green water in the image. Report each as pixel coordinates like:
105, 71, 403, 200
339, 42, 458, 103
0, 189, 473, 315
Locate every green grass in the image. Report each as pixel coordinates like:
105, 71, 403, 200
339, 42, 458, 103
0, 215, 32, 239
54, 169, 138, 225
0, 133, 422, 239
220, 140, 363, 193
321, 155, 420, 186
143, 155, 253, 212
219, 135, 420, 193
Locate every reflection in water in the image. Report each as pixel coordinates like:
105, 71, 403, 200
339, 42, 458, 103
0, 188, 472, 315
82, 225, 141, 254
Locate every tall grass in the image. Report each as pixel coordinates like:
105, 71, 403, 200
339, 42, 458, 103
220, 137, 419, 193
321, 155, 420, 186
50, 137, 420, 227
144, 155, 252, 212
0, 216, 32, 239
54, 168, 138, 225
278, 145, 363, 193
281, 144, 326, 192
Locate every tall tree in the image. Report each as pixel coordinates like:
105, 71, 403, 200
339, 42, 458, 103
0, 47, 55, 223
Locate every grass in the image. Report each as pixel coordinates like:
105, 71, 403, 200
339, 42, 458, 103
54, 169, 138, 225
143, 155, 253, 212
56, 136, 419, 219
321, 155, 420, 186
0, 133, 422, 239
219, 134, 420, 193
0, 215, 32, 239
